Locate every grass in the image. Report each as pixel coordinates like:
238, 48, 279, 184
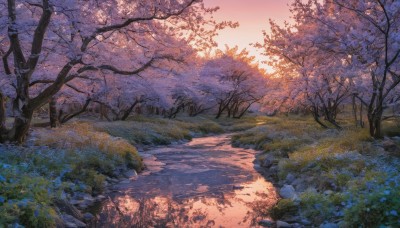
0, 114, 265, 226
0, 121, 145, 227
232, 114, 400, 226
93, 115, 269, 146
94, 115, 224, 145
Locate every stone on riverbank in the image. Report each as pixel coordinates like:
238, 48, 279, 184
279, 185, 298, 199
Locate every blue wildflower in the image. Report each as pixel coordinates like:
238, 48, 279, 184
0, 196, 5, 203
0, 174, 6, 182
2, 164, 12, 169
390, 210, 398, 217
17, 198, 29, 207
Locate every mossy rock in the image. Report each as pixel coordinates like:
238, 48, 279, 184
269, 199, 298, 220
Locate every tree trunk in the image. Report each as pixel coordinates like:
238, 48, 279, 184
311, 107, 328, 129
216, 102, 225, 119
352, 95, 358, 127
49, 96, 58, 128
368, 111, 383, 139
11, 108, 33, 144
359, 101, 364, 128
236, 103, 253, 119
60, 99, 91, 124
0, 93, 7, 142
121, 100, 139, 121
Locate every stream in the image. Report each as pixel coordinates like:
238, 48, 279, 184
92, 134, 278, 227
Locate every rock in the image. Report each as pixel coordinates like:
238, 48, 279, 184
77, 202, 90, 210
276, 220, 292, 228
233, 185, 244, 190
285, 173, 296, 184
320, 223, 339, 228
283, 216, 302, 223
109, 178, 119, 184
96, 195, 106, 201
382, 138, 400, 156
83, 195, 95, 202
119, 179, 130, 184
258, 219, 274, 227
54, 199, 83, 220
123, 170, 138, 179
69, 199, 83, 205
279, 185, 297, 199
262, 158, 273, 168
61, 214, 86, 228
300, 219, 312, 225
83, 212, 94, 222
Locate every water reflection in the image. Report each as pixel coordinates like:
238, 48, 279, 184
93, 135, 278, 227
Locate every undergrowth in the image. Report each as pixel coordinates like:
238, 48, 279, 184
232, 115, 400, 226
0, 122, 144, 227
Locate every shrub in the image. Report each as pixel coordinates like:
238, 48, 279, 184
269, 199, 298, 220
343, 174, 400, 227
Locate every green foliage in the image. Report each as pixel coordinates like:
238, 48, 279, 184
299, 191, 345, 224
382, 119, 400, 137
232, 115, 400, 226
0, 121, 146, 226
344, 188, 400, 227
94, 116, 224, 145
343, 173, 400, 227
0, 173, 58, 227
269, 199, 298, 220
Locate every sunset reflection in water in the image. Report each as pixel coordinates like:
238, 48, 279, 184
93, 135, 278, 227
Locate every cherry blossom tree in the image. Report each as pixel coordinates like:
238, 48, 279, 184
259, 0, 400, 136
257, 9, 353, 128
0, 0, 235, 143
200, 47, 268, 119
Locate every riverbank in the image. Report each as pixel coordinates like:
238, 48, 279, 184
232, 115, 400, 227
0, 115, 268, 227
92, 134, 278, 227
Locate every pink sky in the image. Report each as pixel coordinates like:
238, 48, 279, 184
203, 0, 293, 70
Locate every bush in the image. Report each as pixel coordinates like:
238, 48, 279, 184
0, 121, 144, 226
34, 122, 143, 172
269, 199, 298, 220
344, 175, 400, 227
299, 191, 344, 224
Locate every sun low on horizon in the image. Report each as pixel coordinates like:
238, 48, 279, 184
1, 0, 399, 227
203, 0, 292, 70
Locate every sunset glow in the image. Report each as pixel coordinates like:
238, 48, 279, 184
1, 1, 400, 227
204, 0, 292, 69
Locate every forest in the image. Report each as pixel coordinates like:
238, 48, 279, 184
0, 0, 399, 227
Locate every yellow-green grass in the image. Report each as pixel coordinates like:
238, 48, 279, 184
232, 115, 400, 226
94, 115, 224, 145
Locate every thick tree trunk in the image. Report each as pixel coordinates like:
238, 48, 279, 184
11, 108, 33, 144
49, 96, 58, 128
368, 111, 383, 139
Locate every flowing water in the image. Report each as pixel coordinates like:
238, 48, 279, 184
92, 134, 278, 227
